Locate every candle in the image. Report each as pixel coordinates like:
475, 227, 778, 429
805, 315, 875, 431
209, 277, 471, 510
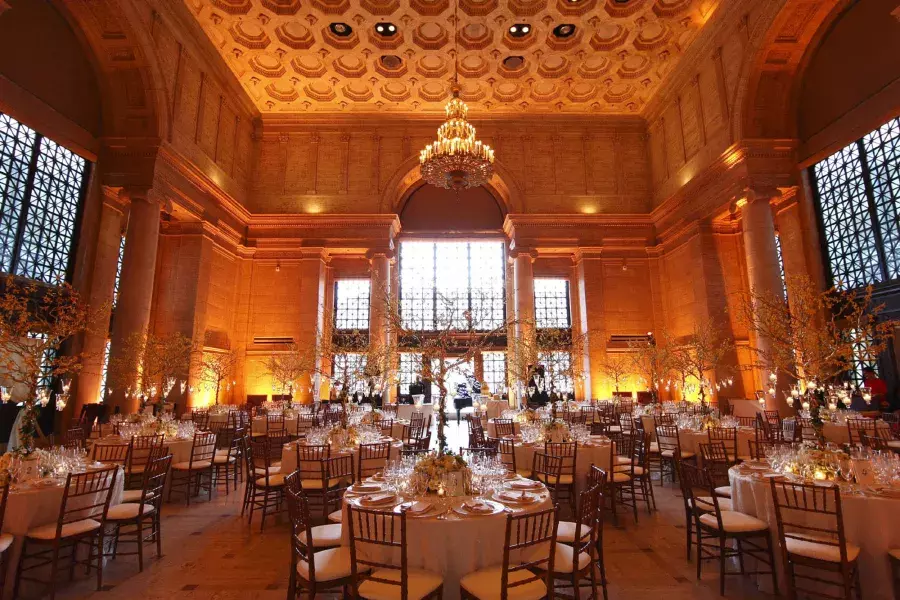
814, 469, 827, 481
437, 484, 445, 497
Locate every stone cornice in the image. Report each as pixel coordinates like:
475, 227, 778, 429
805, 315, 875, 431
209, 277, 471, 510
159, 219, 241, 253
246, 214, 401, 252
504, 213, 656, 252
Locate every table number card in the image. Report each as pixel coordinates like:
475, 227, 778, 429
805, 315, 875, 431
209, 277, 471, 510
852, 459, 876, 486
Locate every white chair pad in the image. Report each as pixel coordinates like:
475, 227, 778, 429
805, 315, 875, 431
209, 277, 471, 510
515, 469, 533, 479
328, 509, 343, 524
523, 542, 591, 574
714, 486, 732, 498
28, 518, 101, 540
535, 473, 574, 485
460, 566, 547, 600
173, 460, 212, 470
785, 534, 860, 563
255, 474, 286, 487
300, 477, 348, 490
648, 442, 660, 453
614, 456, 632, 466
122, 489, 143, 503
611, 472, 632, 483
358, 568, 443, 600
556, 521, 591, 544
887, 440, 900, 449
213, 455, 235, 464
691, 497, 733, 512
298, 523, 342, 548
660, 450, 695, 459
107, 503, 155, 520
296, 546, 354, 582
253, 466, 281, 476
0, 533, 13, 554
698, 510, 768, 533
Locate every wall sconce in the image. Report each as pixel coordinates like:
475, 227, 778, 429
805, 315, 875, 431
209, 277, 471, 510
275, 260, 281, 273
621, 258, 628, 271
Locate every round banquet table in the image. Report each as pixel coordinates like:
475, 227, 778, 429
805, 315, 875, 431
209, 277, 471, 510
339, 478, 553, 600
678, 427, 756, 462
486, 419, 521, 438
92, 435, 194, 465
2, 467, 125, 598
782, 418, 891, 446
729, 465, 900, 599
513, 437, 613, 496
279, 439, 404, 476
396, 403, 434, 423
486, 399, 510, 420
252, 415, 299, 435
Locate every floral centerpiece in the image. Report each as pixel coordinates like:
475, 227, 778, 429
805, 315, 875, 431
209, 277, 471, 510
328, 424, 359, 448
360, 409, 384, 425
779, 442, 849, 481
414, 451, 471, 494
699, 415, 721, 431
515, 408, 538, 424
541, 419, 571, 443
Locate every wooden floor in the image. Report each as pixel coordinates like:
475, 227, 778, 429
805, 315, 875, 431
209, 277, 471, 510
52, 420, 775, 600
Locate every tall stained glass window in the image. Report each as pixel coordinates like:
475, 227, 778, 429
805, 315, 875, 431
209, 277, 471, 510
0, 113, 88, 284
811, 116, 900, 289
534, 279, 571, 329
399, 240, 505, 330
334, 279, 371, 330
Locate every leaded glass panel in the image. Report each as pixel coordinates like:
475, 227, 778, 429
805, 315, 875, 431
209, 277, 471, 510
0, 114, 35, 272
534, 279, 571, 328
539, 350, 573, 394
333, 352, 367, 394
814, 143, 882, 289
113, 234, 125, 308
398, 352, 422, 395
862, 116, 900, 280
482, 351, 507, 394
334, 279, 371, 330
774, 233, 787, 298
400, 241, 435, 330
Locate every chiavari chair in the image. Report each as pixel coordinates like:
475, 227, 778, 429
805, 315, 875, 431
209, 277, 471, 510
300, 448, 353, 521
62, 427, 86, 450
374, 418, 394, 438
589, 421, 610, 436
460, 507, 556, 600
244, 437, 286, 530
607, 433, 638, 524
285, 477, 356, 600
797, 417, 819, 443
746, 438, 792, 461
874, 426, 900, 452
357, 441, 391, 482
587, 466, 610, 599
493, 418, 516, 437
538, 486, 599, 599
707, 426, 744, 464
656, 423, 693, 482
347, 506, 444, 600
297, 412, 318, 437
847, 418, 876, 446
167, 431, 216, 505
125, 434, 165, 489
736, 416, 757, 428
632, 432, 656, 514
543, 441, 578, 511
782, 418, 802, 442
284, 473, 343, 549
496, 437, 530, 478
400, 447, 431, 459
91, 441, 131, 465
580, 405, 597, 425
191, 409, 210, 431
212, 426, 243, 494
682, 462, 776, 596
764, 409, 781, 430
106, 453, 172, 572
532, 452, 565, 506
770, 477, 859, 599
14, 467, 118, 600
382, 404, 398, 419
617, 400, 634, 415
697, 441, 735, 500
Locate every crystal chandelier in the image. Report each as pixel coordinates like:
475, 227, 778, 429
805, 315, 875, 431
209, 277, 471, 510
418, 0, 495, 191
419, 89, 495, 191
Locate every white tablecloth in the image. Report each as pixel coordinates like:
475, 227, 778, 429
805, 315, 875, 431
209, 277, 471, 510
678, 427, 756, 461
729, 466, 900, 599
486, 400, 510, 420
514, 439, 612, 496
396, 404, 434, 423
782, 418, 890, 445
93, 436, 194, 465
339, 484, 553, 600
3, 467, 125, 598
486, 419, 521, 438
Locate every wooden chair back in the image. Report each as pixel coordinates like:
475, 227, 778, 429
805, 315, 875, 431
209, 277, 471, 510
493, 418, 516, 437
544, 441, 577, 476
358, 441, 391, 481
347, 506, 411, 598
57, 467, 119, 531
769, 478, 852, 564
500, 507, 558, 596
188, 432, 217, 467
91, 441, 130, 465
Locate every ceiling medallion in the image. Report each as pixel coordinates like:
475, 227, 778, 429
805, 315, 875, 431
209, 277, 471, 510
419, 85, 495, 191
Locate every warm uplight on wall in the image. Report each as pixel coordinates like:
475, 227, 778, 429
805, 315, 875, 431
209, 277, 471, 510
306, 203, 322, 214
735, 197, 748, 208
581, 205, 597, 214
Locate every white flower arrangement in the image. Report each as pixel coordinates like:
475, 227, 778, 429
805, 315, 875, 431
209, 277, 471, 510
541, 419, 571, 443
413, 451, 470, 493
360, 410, 384, 425
328, 424, 359, 448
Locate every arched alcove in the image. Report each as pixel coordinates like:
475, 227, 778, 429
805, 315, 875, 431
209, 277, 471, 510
399, 183, 506, 233
0, 0, 101, 135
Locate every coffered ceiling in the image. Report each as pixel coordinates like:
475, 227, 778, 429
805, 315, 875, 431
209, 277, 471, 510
183, 0, 718, 114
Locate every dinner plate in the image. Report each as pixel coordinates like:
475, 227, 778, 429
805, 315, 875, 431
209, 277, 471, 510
452, 501, 501, 516
349, 483, 383, 494
358, 493, 398, 507
496, 490, 538, 505
507, 479, 542, 490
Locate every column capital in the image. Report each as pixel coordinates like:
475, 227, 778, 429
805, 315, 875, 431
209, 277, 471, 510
366, 248, 395, 262
119, 186, 162, 207
508, 247, 537, 262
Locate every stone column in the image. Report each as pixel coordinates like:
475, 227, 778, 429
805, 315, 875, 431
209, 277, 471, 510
512, 249, 536, 341
75, 188, 126, 414
368, 250, 391, 404
569, 257, 589, 401
297, 251, 327, 404
107, 188, 162, 414
774, 191, 812, 293
741, 189, 789, 413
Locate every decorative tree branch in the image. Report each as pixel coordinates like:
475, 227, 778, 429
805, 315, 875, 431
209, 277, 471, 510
198, 349, 239, 406
107, 331, 191, 411
628, 333, 674, 403
597, 352, 631, 393
261, 342, 317, 402
669, 319, 734, 404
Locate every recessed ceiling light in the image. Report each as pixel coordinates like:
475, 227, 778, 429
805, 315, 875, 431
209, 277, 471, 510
503, 56, 525, 69
508, 24, 531, 37
380, 55, 402, 69
553, 24, 576, 38
375, 22, 397, 37
330, 22, 353, 37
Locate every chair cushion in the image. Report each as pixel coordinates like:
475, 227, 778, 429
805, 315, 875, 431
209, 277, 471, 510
172, 460, 212, 470
887, 440, 900, 449
535, 473, 574, 485
556, 521, 591, 544
0, 533, 13, 554
784, 533, 860, 563
300, 477, 347, 490
515, 469, 533, 479
614, 456, 632, 466
27, 518, 101, 540
296, 546, 354, 582
611, 472, 632, 483
106, 503, 155, 520
698, 511, 768, 533
691, 497, 733, 512
632, 466, 646, 476
358, 568, 443, 600
460, 566, 547, 600
328, 509, 343, 524
523, 542, 591, 574
255, 474, 286, 487
122, 489, 143, 503
213, 455, 235, 464
298, 523, 342, 548
253, 466, 281, 477
660, 450, 695, 459
648, 442, 660, 453
714, 486, 732, 498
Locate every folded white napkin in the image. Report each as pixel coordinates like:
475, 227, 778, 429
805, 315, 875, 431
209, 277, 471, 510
409, 501, 432, 514
462, 500, 492, 513
352, 483, 382, 493
360, 493, 395, 505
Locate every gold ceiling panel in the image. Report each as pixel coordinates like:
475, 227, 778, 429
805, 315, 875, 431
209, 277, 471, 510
185, 0, 717, 114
